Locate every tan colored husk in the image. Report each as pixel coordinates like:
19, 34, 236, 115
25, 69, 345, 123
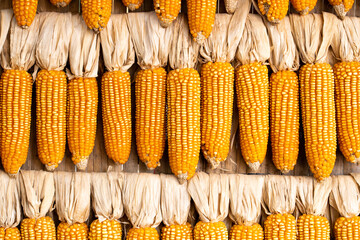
161, 174, 190, 226
225, 0, 239, 13
0, 171, 21, 228
126, 12, 173, 70
67, 14, 100, 79
19, 171, 55, 219
54, 172, 91, 225
229, 174, 264, 226
187, 172, 229, 223
122, 173, 162, 228
1, 13, 41, 70
100, 14, 135, 72
265, 17, 299, 72
290, 13, 338, 64
0, 10, 13, 54
91, 172, 124, 222
296, 176, 332, 216
262, 175, 297, 215
235, 14, 270, 66
329, 175, 360, 218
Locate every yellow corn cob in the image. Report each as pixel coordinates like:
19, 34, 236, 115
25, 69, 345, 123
299, 63, 336, 181
81, 0, 112, 32
270, 70, 299, 173
50, 0, 72, 7
0, 227, 21, 240
102, 71, 132, 165
186, 0, 217, 44
0, 69, 32, 176
264, 214, 296, 240
229, 223, 264, 240
135, 68, 166, 170
36, 70, 66, 171
20, 217, 56, 240
126, 227, 159, 240
168, 68, 200, 181
334, 216, 360, 240
161, 223, 193, 240
154, 0, 181, 27
12, 0, 38, 28
201, 62, 234, 168
67, 77, 98, 170
290, 0, 317, 14
258, 0, 288, 23
297, 214, 330, 240
334, 61, 360, 164
235, 62, 269, 170
194, 221, 228, 240
57, 222, 88, 240
328, 0, 354, 19
89, 219, 122, 240
122, 0, 144, 10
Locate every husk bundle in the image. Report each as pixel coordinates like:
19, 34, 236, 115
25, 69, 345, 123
0, 9, 13, 54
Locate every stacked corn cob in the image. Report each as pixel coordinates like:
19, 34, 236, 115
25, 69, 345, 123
89, 172, 123, 239
67, 15, 100, 170
12, 0, 38, 28
188, 173, 229, 240
290, 0, 317, 14
0, 14, 40, 176
290, 13, 337, 182
235, 14, 270, 171
81, 0, 112, 32
255, 0, 288, 23
229, 175, 264, 240
167, 15, 200, 182
328, 0, 354, 19
154, 0, 181, 27
123, 173, 162, 240
35, 12, 72, 171
100, 14, 135, 165
50, 0, 72, 7
127, 12, 172, 170
55, 172, 91, 240
266, 17, 300, 173
19, 171, 56, 240
122, 0, 143, 10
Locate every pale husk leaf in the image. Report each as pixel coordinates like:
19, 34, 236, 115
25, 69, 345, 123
0, 9, 13, 54
161, 174, 191, 226
0, 171, 21, 228
229, 174, 264, 226
36, 12, 72, 71
100, 14, 135, 72
54, 172, 91, 224
187, 172, 229, 223
262, 175, 297, 215
122, 173, 162, 228
127, 12, 172, 69
296, 176, 332, 216
329, 175, 360, 218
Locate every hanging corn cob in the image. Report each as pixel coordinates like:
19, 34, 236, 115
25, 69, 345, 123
67, 15, 100, 170
50, 0, 72, 7
12, 0, 38, 28
290, 13, 337, 181
235, 14, 270, 171
262, 176, 297, 240
55, 172, 91, 240
127, 12, 172, 170
100, 14, 135, 165
0, 14, 41, 176
19, 171, 56, 240
154, 0, 181, 27
266, 17, 300, 173
290, 0, 317, 14
123, 173, 162, 240
228, 175, 264, 240
122, 0, 143, 10
296, 177, 332, 240
89, 172, 123, 239
253, 0, 288, 23
188, 173, 229, 240
35, 13, 72, 171
81, 0, 112, 32
328, 0, 353, 19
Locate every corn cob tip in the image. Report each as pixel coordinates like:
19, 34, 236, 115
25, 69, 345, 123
300, 7, 310, 15
248, 161, 261, 171
177, 173, 188, 185
56, 1, 68, 7
128, 3, 138, 11
45, 164, 57, 172
280, 168, 291, 174
75, 157, 89, 171
209, 158, 221, 169
195, 32, 206, 45
160, 21, 172, 28
145, 161, 161, 170
333, 4, 347, 19
8, 172, 18, 178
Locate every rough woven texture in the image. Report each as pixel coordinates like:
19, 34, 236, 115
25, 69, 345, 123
100, 14, 135, 72
187, 172, 229, 223
19, 171, 55, 219
0, 9, 13, 54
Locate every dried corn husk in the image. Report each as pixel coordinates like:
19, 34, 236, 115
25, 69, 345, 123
91, 172, 124, 222
0, 10, 13, 54
187, 172, 229, 223
122, 173, 162, 228
54, 172, 91, 225
224, 0, 239, 13
100, 14, 135, 72
229, 174, 264, 226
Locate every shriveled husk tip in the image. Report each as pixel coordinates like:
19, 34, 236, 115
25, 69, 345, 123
333, 4, 347, 20
75, 158, 88, 171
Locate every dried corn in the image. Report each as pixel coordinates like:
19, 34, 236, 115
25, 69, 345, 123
122, 0, 143, 10
12, 0, 38, 28
21, 217, 56, 240
81, 0, 112, 31
50, 0, 72, 7
154, 0, 181, 27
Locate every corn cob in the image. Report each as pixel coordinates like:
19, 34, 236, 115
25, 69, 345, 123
20, 217, 56, 240
67, 77, 98, 170
122, 0, 143, 10
57, 222, 88, 240
50, 0, 72, 7
258, 0, 288, 23
229, 224, 264, 240
0, 69, 32, 176
12, 0, 38, 28
334, 216, 360, 240
126, 227, 159, 240
135, 68, 166, 170
264, 214, 296, 240
290, 0, 317, 14
89, 219, 122, 240
328, 0, 354, 19
194, 221, 228, 240
297, 214, 329, 240
81, 0, 112, 32
102, 71, 132, 165
0, 227, 20, 240
161, 223, 193, 240
154, 0, 181, 27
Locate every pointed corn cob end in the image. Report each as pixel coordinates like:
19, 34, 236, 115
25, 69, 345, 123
50, 0, 72, 7
333, 4, 347, 19
12, 0, 38, 28
74, 156, 89, 171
